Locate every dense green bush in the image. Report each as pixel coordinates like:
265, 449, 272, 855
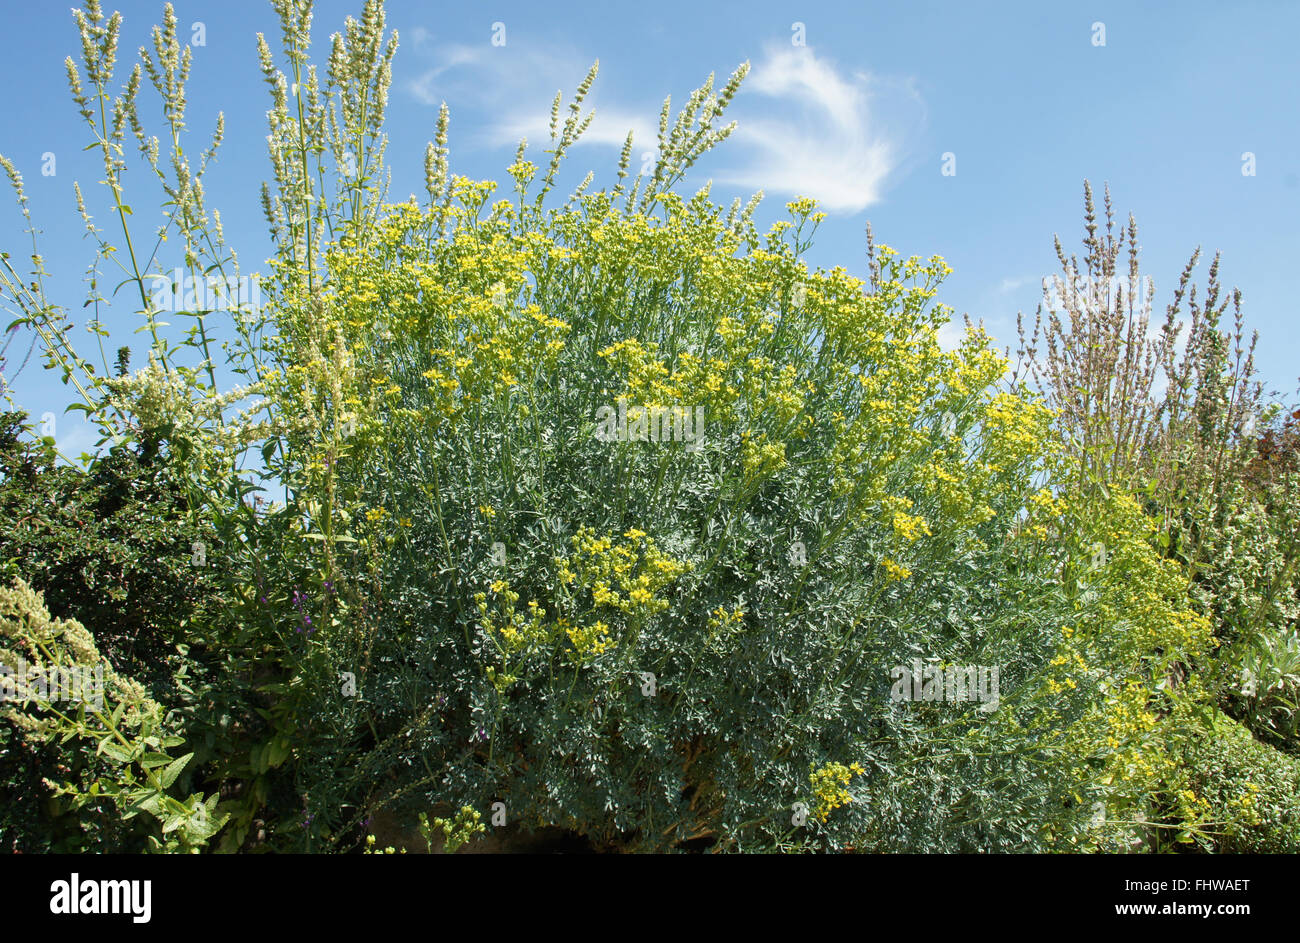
0, 408, 234, 851
0, 578, 224, 852
1193, 414, 1300, 756
0, 409, 220, 687
1184, 709, 1300, 852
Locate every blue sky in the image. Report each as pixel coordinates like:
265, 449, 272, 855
1, 0, 1297, 459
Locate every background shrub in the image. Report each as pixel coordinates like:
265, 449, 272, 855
1183, 709, 1300, 852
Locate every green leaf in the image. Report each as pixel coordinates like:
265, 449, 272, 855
159, 752, 193, 790
100, 740, 133, 764
267, 738, 291, 768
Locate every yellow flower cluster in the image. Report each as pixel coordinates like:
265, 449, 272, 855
597, 309, 810, 452
1175, 787, 1213, 824
1045, 650, 1088, 694
474, 581, 554, 690
891, 510, 932, 543
881, 558, 911, 582
1012, 487, 1065, 539
320, 209, 573, 433
1231, 783, 1264, 826
565, 619, 614, 662
559, 527, 691, 618
740, 431, 787, 479
809, 761, 866, 822
704, 605, 747, 650
980, 392, 1056, 475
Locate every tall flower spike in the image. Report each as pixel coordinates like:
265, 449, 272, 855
424, 102, 450, 210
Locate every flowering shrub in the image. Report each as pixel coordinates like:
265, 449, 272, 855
239, 167, 1220, 850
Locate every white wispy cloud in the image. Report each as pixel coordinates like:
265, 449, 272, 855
998, 275, 1037, 294
407, 42, 654, 152
936, 318, 968, 352
407, 43, 494, 103
403, 36, 922, 214
491, 106, 657, 153
718, 44, 924, 214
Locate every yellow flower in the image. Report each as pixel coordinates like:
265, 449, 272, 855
566, 619, 614, 660
809, 761, 865, 822
882, 558, 911, 581
891, 511, 932, 542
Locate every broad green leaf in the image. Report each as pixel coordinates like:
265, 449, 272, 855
160, 752, 194, 790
